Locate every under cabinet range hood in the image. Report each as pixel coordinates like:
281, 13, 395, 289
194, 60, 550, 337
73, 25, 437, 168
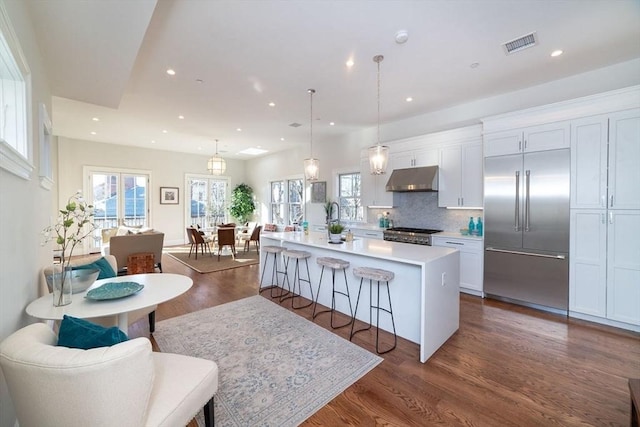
385, 166, 439, 192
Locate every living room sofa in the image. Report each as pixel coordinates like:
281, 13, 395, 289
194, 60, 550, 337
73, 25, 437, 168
105, 228, 165, 274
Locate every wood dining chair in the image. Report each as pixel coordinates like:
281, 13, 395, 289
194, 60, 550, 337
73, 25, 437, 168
191, 228, 213, 259
186, 227, 196, 257
216, 227, 236, 261
244, 225, 262, 253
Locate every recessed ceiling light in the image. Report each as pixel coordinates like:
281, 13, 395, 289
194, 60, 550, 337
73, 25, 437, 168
395, 30, 409, 44
346, 59, 354, 68
178, 115, 184, 119
280, 137, 285, 141
92, 117, 99, 122
90, 131, 96, 135
166, 69, 176, 75
151, 140, 156, 144
551, 49, 563, 57
238, 147, 268, 155
470, 62, 480, 68
268, 102, 275, 107
236, 128, 242, 132
406, 97, 413, 102
196, 79, 203, 83
329, 122, 335, 126
162, 130, 168, 134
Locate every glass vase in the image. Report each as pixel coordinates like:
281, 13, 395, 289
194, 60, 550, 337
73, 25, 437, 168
51, 264, 72, 306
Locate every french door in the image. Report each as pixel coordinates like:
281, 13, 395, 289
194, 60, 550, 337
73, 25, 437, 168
186, 175, 229, 230
86, 167, 151, 251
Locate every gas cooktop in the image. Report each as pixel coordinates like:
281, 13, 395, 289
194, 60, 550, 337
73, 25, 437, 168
384, 227, 443, 234
382, 227, 443, 245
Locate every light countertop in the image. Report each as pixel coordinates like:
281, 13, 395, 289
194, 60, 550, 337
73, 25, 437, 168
433, 231, 484, 242
261, 231, 456, 266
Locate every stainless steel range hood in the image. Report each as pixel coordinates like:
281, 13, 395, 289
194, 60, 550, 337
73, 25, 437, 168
385, 166, 439, 192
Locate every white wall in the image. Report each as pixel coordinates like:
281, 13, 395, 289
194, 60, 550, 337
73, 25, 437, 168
0, 1, 53, 426
245, 58, 640, 225
57, 137, 247, 246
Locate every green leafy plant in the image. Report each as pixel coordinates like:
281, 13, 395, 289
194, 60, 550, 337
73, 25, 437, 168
229, 183, 256, 224
41, 192, 96, 305
329, 223, 344, 234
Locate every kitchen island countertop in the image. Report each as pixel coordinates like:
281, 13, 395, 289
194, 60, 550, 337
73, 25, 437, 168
260, 231, 460, 362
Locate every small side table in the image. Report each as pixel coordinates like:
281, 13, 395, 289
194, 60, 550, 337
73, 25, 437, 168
630, 378, 640, 427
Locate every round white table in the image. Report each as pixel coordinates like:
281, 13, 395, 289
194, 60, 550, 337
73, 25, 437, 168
26, 273, 193, 333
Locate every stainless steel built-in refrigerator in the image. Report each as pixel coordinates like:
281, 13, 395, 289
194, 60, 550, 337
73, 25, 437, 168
483, 149, 570, 313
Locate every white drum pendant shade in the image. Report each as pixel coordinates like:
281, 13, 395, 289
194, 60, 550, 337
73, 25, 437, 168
207, 155, 226, 175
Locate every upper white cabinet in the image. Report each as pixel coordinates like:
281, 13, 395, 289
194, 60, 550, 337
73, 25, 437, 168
438, 142, 483, 208
571, 109, 640, 210
484, 122, 570, 157
360, 156, 394, 208
391, 146, 438, 169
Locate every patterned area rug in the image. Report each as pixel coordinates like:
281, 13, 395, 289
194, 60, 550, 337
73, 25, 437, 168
153, 295, 382, 427
164, 245, 260, 273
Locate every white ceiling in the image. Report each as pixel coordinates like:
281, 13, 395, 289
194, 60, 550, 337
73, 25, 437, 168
27, 0, 640, 159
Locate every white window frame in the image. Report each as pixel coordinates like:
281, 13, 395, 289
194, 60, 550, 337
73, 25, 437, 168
184, 173, 230, 230
338, 170, 363, 222
39, 103, 53, 189
0, 3, 32, 180
270, 176, 304, 226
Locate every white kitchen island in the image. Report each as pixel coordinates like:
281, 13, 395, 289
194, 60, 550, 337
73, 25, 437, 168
260, 231, 460, 363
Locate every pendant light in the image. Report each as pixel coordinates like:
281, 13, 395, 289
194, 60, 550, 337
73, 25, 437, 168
368, 54, 389, 175
207, 139, 226, 175
303, 88, 320, 181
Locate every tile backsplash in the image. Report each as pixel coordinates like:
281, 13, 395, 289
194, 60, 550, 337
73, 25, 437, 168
368, 192, 482, 232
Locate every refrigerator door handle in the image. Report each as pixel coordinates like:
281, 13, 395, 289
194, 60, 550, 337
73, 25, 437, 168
486, 247, 566, 260
609, 212, 614, 224
524, 170, 531, 232
514, 170, 520, 231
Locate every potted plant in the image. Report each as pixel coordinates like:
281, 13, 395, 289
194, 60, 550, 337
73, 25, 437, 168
229, 183, 256, 225
328, 223, 345, 243
41, 191, 96, 306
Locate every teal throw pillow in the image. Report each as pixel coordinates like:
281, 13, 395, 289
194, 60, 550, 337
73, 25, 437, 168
73, 257, 116, 279
57, 315, 128, 349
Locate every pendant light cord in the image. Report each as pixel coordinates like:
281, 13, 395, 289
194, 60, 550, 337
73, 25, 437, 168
373, 55, 383, 147
308, 88, 315, 157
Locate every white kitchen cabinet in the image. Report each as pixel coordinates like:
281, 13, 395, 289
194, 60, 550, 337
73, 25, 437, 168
606, 210, 640, 325
484, 121, 570, 157
570, 209, 640, 327
360, 156, 394, 208
391, 146, 439, 169
431, 234, 483, 295
350, 227, 383, 240
570, 109, 640, 210
438, 142, 483, 208
569, 210, 607, 317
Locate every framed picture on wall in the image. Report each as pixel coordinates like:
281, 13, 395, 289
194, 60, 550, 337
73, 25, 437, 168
160, 187, 179, 204
310, 181, 326, 203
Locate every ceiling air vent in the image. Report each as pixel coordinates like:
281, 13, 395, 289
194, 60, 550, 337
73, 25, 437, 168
502, 31, 538, 55
289, 122, 302, 128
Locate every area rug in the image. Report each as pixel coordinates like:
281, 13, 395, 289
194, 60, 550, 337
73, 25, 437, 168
153, 295, 382, 427
164, 245, 259, 273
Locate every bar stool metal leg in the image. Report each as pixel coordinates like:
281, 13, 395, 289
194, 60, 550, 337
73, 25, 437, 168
313, 258, 353, 329
280, 250, 313, 309
259, 246, 288, 299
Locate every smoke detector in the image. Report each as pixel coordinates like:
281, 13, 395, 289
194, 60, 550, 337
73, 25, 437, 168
395, 30, 409, 44
502, 31, 538, 55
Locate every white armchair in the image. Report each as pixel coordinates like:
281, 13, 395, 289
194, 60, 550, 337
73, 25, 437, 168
0, 323, 218, 427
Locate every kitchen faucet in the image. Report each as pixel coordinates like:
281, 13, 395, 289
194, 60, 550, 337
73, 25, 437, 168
330, 201, 340, 224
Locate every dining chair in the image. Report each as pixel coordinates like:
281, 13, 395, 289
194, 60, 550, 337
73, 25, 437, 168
244, 225, 262, 253
186, 227, 196, 257
191, 228, 214, 259
216, 227, 236, 261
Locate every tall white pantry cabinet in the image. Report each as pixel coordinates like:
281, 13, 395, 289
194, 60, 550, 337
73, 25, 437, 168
569, 108, 640, 329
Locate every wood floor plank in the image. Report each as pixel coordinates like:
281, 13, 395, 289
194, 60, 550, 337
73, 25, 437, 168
126, 253, 640, 426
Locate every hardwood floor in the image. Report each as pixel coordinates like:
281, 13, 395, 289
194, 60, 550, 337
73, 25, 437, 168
128, 254, 640, 426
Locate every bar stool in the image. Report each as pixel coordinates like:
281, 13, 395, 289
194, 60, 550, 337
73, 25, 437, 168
313, 257, 353, 329
281, 249, 313, 309
259, 246, 288, 299
349, 266, 397, 354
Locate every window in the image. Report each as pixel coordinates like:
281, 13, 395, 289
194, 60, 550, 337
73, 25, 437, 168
339, 172, 362, 222
187, 176, 228, 228
270, 178, 303, 225
0, 4, 32, 179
